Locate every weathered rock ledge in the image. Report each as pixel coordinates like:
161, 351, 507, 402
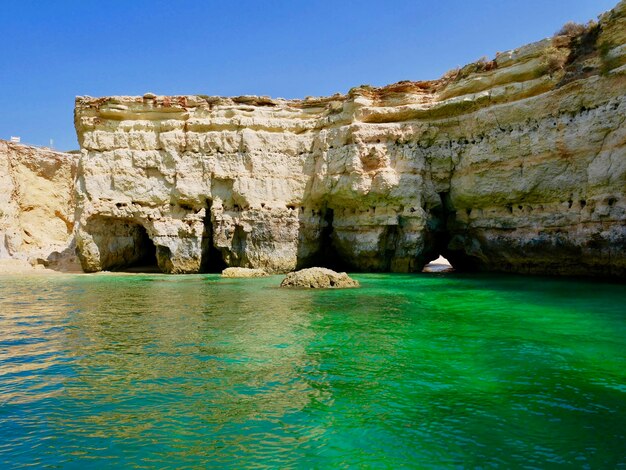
3, 1, 625, 278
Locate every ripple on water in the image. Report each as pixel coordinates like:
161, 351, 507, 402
0, 273, 625, 468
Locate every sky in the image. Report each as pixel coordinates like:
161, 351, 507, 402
0, 0, 618, 151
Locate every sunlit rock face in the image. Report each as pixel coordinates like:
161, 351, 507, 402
0, 140, 79, 270
280, 268, 360, 289
74, 1, 626, 276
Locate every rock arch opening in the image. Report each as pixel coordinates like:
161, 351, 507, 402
422, 255, 455, 273
422, 192, 484, 273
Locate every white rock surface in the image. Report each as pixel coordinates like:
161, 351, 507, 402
0, 141, 79, 271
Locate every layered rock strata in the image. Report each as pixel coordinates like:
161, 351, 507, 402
73, 1, 626, 276
0, 140, 79, 270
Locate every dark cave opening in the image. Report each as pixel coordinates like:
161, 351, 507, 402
82, 216, 165, 273
382, 224, 400, 271
422, 192, 452, 267
304, 207, 349, 271
424, 192, 482, 273
301, 198, 483, 273
200, 200, 227, 273
311, 207, 347, 271
122, 225, 160, 273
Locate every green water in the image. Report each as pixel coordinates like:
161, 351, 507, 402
0, 273, 625, 468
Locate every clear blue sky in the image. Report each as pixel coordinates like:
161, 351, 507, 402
0, 0, 617, 150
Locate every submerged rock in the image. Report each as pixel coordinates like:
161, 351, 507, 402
280, 267, 359, 289
221, 267, 269, 278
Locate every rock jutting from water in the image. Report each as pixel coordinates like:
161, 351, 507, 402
1, 1, 625, 277
221, 267, 269, 278
280, 268, 360, 289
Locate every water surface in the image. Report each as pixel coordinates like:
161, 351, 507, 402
0, 273, 625, 468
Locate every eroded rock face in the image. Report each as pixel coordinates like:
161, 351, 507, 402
280, 268, 360, 289
0, 140, 79, 270
73, 1, 626, 277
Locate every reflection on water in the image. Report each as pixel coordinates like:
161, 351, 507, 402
0, 273, 625, 468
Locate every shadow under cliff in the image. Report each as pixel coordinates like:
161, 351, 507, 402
294, 199, 483, 274
200, 200, 227, 273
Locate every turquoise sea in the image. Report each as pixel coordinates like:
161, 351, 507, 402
0, 273, 625, 468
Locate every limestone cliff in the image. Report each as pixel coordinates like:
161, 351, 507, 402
0, 140, 79, 270
73, 1, 626, 276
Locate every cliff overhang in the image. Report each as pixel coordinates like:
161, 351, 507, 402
6, 1, 625, 277
70, 1, 626, 277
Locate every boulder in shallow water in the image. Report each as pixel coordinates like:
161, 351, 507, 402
280, 267, 359, 289
221, 267, 269, 278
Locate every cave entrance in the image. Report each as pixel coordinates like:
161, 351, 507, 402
311, 207, 348, 271
296, 206, 350, 271
422, 255, 455, 273
82, 216, 162, 273
122, 225, 160, 273
422, 191, 482, 273
318, 207, 336, 268
200, 200, 226, 273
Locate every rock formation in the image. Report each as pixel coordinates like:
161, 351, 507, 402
280, 268, 360, 289
7, 1, 623, 277
0, 140, 79, 271
221, 267, 269, 278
